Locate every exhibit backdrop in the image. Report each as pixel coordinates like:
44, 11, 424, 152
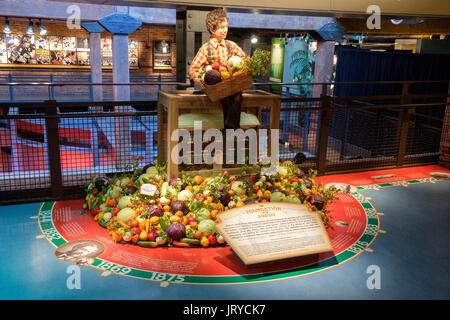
0, 33, 138, 67
269, 37, 285, 92
282, 37, 316, 97
153, 40, 172, 69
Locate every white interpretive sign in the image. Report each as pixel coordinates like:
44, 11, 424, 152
139, 184, 157, 196
215, 202, 333, 265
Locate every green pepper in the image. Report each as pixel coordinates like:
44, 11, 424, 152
98, 219, 108, 228
180, 238, 200, 245
137, 241, 158, 248
159, 217, 168, 232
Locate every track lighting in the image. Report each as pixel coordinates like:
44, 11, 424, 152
26, 19, 35, 35
3, 17, 11, 34
390, 19, 403, 25
37, 19, 47, 35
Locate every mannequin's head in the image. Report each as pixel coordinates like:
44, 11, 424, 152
206, 7, 229, 41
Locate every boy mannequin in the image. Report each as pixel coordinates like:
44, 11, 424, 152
188, 7, 248, 130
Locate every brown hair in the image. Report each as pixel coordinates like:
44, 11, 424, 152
206, 7, 229, 34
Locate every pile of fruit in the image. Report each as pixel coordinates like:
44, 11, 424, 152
198, 49, 270, 85
83, 161, 339, 249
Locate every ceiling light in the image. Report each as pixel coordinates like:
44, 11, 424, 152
26, 19, 35, 35
37, 20, 46, 35
3, 17, 11, 34
251, 35, 258, 44
390, 19, 403, 25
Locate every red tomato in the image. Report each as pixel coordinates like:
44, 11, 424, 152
195, 194, 204, 201
208, 235, 217, 245
187, 216, 196, 224
147, 231, 156, 242
132, 227, 141, 235
131, 234, 140, 244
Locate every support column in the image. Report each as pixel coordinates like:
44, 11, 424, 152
310, 40, 335, 156
242, 39, 252, 56
112, 34, 131, 102
177, 7, 213, 86
99, 13, 142, 170
439, 83, 450, 168
82, 22, 105, 168
81, 22, 105, 103
312, 40, 335, 98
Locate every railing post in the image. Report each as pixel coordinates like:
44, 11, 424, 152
8, 74, 14, 102
397, 83, 414, 167
49, 74, 55, 100
317, 95, 332, 175
88, 74, 93, 101
44, 100, 63, 199
158, 74, 162, 91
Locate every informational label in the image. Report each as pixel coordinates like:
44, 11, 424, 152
140, 184, 157, 196
215, 202, 333, 265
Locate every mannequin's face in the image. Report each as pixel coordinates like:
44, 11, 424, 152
211, 20, 228, 42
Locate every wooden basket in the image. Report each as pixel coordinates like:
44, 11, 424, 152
202, 72, 253, 102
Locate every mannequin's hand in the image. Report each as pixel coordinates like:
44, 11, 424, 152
193, 77, 206, 90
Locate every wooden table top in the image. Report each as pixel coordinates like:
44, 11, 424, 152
158, 89, 281, 108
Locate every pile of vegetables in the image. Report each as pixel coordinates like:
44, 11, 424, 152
199, 49, 270, 86
83, 161, 339, 248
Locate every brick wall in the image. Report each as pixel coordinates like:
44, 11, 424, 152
0, 19, 176, 76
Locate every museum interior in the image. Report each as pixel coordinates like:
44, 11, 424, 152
0, 0, 449, 303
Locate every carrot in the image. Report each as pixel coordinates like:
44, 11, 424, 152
87, 197, 92, 210
232, 70, 243, 77
105, 197, 111, 207
117, 220, 129, 228
173, 241, 190, 247
145, 218, 150, 233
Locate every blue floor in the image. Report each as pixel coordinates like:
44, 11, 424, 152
0, 180, 449, 300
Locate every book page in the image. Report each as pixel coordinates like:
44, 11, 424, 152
215, 202, 333, 265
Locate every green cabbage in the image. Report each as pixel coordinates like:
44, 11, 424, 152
146, 166, 159, 176
231, 181, 246, 196
198, 219, 215, 235
117, 207, 135, 223
284, 195, 301, 203
118, 195, 133, 210
196, 208, 211, 222
270, 191, 286, 202
110, 186, 122, 199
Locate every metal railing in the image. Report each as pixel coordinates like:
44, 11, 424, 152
0, 74, 177, 102
0, 80, 448, 204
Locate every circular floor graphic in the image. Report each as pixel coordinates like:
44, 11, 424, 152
37, 191, 380, 285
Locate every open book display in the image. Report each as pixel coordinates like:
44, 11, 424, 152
215, 202, 333, 266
